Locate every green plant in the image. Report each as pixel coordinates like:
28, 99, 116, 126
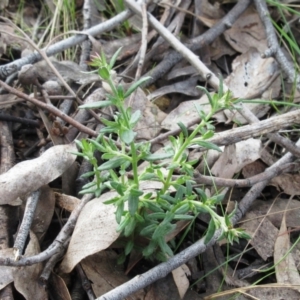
74, 49, 250, 262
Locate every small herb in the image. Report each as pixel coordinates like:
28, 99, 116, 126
74, 49, 250, 261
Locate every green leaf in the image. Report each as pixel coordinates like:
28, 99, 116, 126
101, 153, 115, 160
116, 214, 130, 232
99, 67, 110, 80
121, 129, 136, 144
177, 121, 188, 137
202, 130, 214, 140
147, 212, 167, 220
173, 214, 194, 220
116, 202, 124, 223
103, 196, 120, 204
79, 100, 112, 109
124, 217, 136, 236
205, 219, 216, 244
144, 152, 174, 162
144, 200, 164, 213
139, 173, 157, 180
75, 139, 83, 150
157, 237, 173, 257
82, 181, 97, 189
100, 50, 107, 66
143, 240, 157, 257
174, 203, 190, 215
88, 139, 106, 152
191, 140, 222, 152
109, 47, 123, 69
124, 76, 151, 98
130, 110, 141, 126
124, 240, 134, 255
152, 222, 175, 240
80, 171, 96, 178
128, 191, 140, 216
110, 181, 124, 196
98, 156, 129, 171
140, 224, 157, 237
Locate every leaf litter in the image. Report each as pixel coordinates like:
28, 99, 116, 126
0, 0, 300, 299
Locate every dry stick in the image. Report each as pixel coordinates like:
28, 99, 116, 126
0, 193, 93, 266
124, 0, 222, 91
13, 189, 41, 261
154, 108, 300, 151
135, 2, 148, 80
39, 237, 70, 284
0, 10, 133, 79
193, 162, 298, 188
142, 0, 251, 87
0, 80, 97, 137
254, 0, 300, 90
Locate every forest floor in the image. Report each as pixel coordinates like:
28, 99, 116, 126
0, 0, 300, 299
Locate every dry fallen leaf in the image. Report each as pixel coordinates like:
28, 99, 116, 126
211, 138, 261, 178
240, 211, 278, 261
270, 174, 300, 195
14, 231, 47, 300
172, 264, 191, 299
81, 251, 146, 299
274, 213, 300, 293
59, 192, 120, 273
224, 10, 268, 53
0, 143, 77, 205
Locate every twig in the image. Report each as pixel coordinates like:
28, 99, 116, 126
124, 0, 223, 91
13, 189, 41, 261
193, 162, 299, 188
254, 0, 300, 90
135, 1, 148, 80
152, 108, 300, 150
141, 0, 251, 87
0, 80, 98, 138
0, 10, 133, 79
0, 193, 93, 266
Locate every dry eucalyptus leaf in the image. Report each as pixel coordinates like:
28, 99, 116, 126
147, 77, 201, 101
125, 88, 166, 140
270, 174, 300, 195
0, 248, 14, 289
59, 192, 120, 273
55, 193, 80, 212
225, 48, 279, 98
224, 10, 268, 53
172, 264, 191, 299
274, 214, 300, 293
48, 272, 72, 300
34, 59, 100, 86
240, 211, 278, 261
161, 93, 211, 131
81, 251, 146, 299
247, 199, 300, 229
211, 138, 261, 178
245, 285, 300, 299
0, 143, 77, 205
14, 231, 47, 300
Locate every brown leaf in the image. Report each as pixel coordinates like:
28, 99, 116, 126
274, 214, 300, 292
270, 174, 300, 195
0, 143, 77, 205
81, 251, 146, 299
240, 211, 278, 261
59, 192, 120, 273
